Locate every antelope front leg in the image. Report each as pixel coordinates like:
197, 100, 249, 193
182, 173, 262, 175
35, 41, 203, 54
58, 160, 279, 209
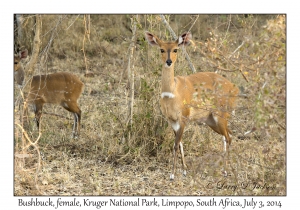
170, 122, 186, 180
72, 113, 79, 139
179, 142, 187, 176
222, 135, 230, 176
33, 103, 43, 132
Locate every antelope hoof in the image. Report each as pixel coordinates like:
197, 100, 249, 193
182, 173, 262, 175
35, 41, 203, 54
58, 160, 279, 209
170, 174, 175, 180
183, 170, 187, 177
72, 133, 79, 139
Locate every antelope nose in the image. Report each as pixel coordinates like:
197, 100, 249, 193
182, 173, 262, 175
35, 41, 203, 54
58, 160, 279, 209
166, 59, 172, 66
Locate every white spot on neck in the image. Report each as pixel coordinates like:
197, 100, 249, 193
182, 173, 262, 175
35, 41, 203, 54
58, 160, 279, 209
161, 92, 175, 98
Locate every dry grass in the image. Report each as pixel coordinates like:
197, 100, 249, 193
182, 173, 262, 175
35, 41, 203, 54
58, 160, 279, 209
14, 14, 286, 196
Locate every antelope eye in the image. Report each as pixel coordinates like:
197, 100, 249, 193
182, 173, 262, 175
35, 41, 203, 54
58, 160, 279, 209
173, 49, 178, 53
14, 62, 18, 64
160, 49, 165, 53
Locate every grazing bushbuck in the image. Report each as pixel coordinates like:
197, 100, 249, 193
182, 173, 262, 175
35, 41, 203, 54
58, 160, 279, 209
145, 31, 239, 180
14, 49, 28, 86
25, 72, 84, 138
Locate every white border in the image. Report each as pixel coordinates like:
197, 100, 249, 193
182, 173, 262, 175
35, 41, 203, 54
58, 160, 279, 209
2, 1, 296, 209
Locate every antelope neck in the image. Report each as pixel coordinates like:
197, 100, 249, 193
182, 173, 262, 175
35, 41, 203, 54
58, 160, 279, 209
161, 65, 176, 98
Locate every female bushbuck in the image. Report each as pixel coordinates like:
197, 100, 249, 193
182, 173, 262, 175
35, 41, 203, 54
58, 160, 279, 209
14, 49, 28, 86
145, 31, 239, 180
25, 72, 84, 138
14, 50, 84, 138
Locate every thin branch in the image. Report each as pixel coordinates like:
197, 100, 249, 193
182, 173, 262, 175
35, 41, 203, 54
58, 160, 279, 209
65, 15, 80, 30
239, 67, 249, 83
274, 118, 286, 130
126, 15, 138, 129
219, 14, 232, 50
229, 41, 245, 58
196, 44, 238, 72
82, 14, 91, 74
16, 111, 42, 193
215, 46, 249, 82
42, 112, 73, 121
39, 15, 66, 75
25, 15, 41, 76
187, 15, 199, 33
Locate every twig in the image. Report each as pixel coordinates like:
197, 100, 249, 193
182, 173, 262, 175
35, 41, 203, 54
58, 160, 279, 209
274, 118, 286, 130
25, 14, 41, 76
215, 47, 249, 82
187, 15, 199, 33
239, 65, 249, 82
15, 123, 42, 193
42, 112, 73, 121
39, 15, 66, 75
65, 15, 80, 30
82, 15, 91, 74
229, 41, 245, 58
126, 15, 138, 130
196, 45, 239, 73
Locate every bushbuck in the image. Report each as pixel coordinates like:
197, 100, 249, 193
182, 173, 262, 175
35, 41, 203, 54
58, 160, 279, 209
14, 51, 84, 138
145, 31, 239, 180
25, 72, 84, 138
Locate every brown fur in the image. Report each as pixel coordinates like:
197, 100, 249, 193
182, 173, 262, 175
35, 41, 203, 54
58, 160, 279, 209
15, 50, 84, 138
26, 72, 84, 138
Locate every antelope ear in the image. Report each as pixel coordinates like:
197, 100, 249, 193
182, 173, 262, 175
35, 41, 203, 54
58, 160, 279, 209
178, 32, 192, 47
145, 31, 161, 46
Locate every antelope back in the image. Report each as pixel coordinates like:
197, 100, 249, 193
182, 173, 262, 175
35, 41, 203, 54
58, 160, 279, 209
187, 72, 239, 111
14, 49, 28, 86
27, 72, 84, 105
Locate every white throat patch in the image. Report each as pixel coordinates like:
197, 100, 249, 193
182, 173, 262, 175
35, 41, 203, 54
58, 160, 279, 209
161, 92, 175, 98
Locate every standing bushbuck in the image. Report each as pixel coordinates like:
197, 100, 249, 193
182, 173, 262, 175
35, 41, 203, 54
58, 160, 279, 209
14, 50, 84, 138
145, 31, 239, 180
14, 49, 28, 86
24, 72, 84, 138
